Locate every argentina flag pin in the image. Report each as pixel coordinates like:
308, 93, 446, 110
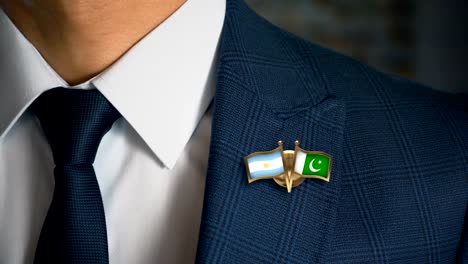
244, 141, 333, 192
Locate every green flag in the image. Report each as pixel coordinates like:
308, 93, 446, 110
294, 150, 331, 179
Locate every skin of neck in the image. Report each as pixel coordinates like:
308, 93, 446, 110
0, 0, 186, 85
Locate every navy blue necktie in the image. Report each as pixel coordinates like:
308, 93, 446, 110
31, 88, 121, 264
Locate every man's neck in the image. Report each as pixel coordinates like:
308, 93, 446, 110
1, 0, 186, 85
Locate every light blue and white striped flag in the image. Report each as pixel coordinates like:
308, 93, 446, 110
245, 149, 285, 181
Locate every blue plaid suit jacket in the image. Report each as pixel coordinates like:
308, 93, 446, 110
195, 0, 468, 263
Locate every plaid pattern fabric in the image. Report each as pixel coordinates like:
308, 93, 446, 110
196, 0, 468, 263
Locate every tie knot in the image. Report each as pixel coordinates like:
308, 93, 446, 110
31, 88, 121, 165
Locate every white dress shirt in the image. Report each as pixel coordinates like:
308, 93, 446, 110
0, 0, 225, 263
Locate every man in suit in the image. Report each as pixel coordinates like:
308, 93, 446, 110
0, 0, 466, 263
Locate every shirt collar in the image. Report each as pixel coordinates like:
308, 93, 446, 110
0, 0, 226, 169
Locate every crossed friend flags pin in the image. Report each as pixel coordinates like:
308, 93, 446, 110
244, 141, 332, 192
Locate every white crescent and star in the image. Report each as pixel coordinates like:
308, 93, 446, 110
309, 158, 322, 172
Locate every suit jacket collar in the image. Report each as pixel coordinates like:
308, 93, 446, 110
196, 0, 347, 262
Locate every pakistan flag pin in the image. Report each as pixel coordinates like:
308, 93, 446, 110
244, 140, 332, 192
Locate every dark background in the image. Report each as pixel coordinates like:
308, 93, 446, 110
246, 0, 468, 94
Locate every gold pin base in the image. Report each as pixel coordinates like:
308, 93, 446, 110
273, 150, 305, 192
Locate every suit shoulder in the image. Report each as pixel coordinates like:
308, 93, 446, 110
234, 2, 467, 118
280, 28, 467, 115
253, 13, 465, 105
271, 24, 468, 141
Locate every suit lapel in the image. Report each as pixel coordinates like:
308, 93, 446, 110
196, 0, 347, 262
